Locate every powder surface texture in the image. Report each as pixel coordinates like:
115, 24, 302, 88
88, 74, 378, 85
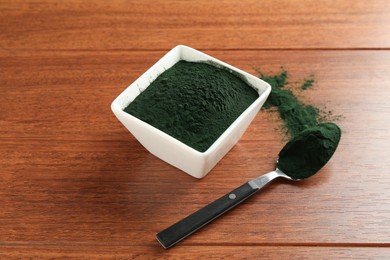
124, 61, 259, 152
277, 122, 341, 180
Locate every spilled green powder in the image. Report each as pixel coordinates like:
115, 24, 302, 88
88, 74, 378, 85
124, 61, 259, 152
300, 77, 315, 90
259, 69, 341, 177
277, 122, 341, 179
260, 69, 320, 138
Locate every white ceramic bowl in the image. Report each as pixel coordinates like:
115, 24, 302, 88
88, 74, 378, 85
111, 45, 271, 178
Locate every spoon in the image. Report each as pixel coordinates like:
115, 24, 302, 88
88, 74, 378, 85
156, 122, 341, 249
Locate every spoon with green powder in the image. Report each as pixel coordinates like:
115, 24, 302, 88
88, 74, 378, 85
156, 122, 341, 249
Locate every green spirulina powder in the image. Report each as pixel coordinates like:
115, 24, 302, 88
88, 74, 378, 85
277, 122, 341, 180
124, 61, 259, 152
259, 69, 341, 178
260, 69, 319, 138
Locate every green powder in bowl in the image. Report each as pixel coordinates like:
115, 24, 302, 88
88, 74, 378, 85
124, 61, 259, 152
111, 45, 271, 178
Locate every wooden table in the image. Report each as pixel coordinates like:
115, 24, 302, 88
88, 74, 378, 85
1, 0, 390, 258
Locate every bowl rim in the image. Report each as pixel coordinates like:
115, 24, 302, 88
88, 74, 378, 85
111, 45, 271, 157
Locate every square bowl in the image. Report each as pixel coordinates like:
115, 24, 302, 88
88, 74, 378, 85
111, 45, 271, 178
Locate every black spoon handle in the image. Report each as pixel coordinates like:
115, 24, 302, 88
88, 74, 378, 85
156, 182, 259, 249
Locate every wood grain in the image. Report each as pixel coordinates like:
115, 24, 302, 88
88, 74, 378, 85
1, 0, 390, 258
1, 0, 390, 50
1, 50, 390, 259
1, 245, 390, 259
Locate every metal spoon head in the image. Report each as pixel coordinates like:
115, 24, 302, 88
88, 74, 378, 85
276, 123, 341, 181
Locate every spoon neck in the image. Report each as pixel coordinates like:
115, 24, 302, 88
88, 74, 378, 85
248, 169, 290, 190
